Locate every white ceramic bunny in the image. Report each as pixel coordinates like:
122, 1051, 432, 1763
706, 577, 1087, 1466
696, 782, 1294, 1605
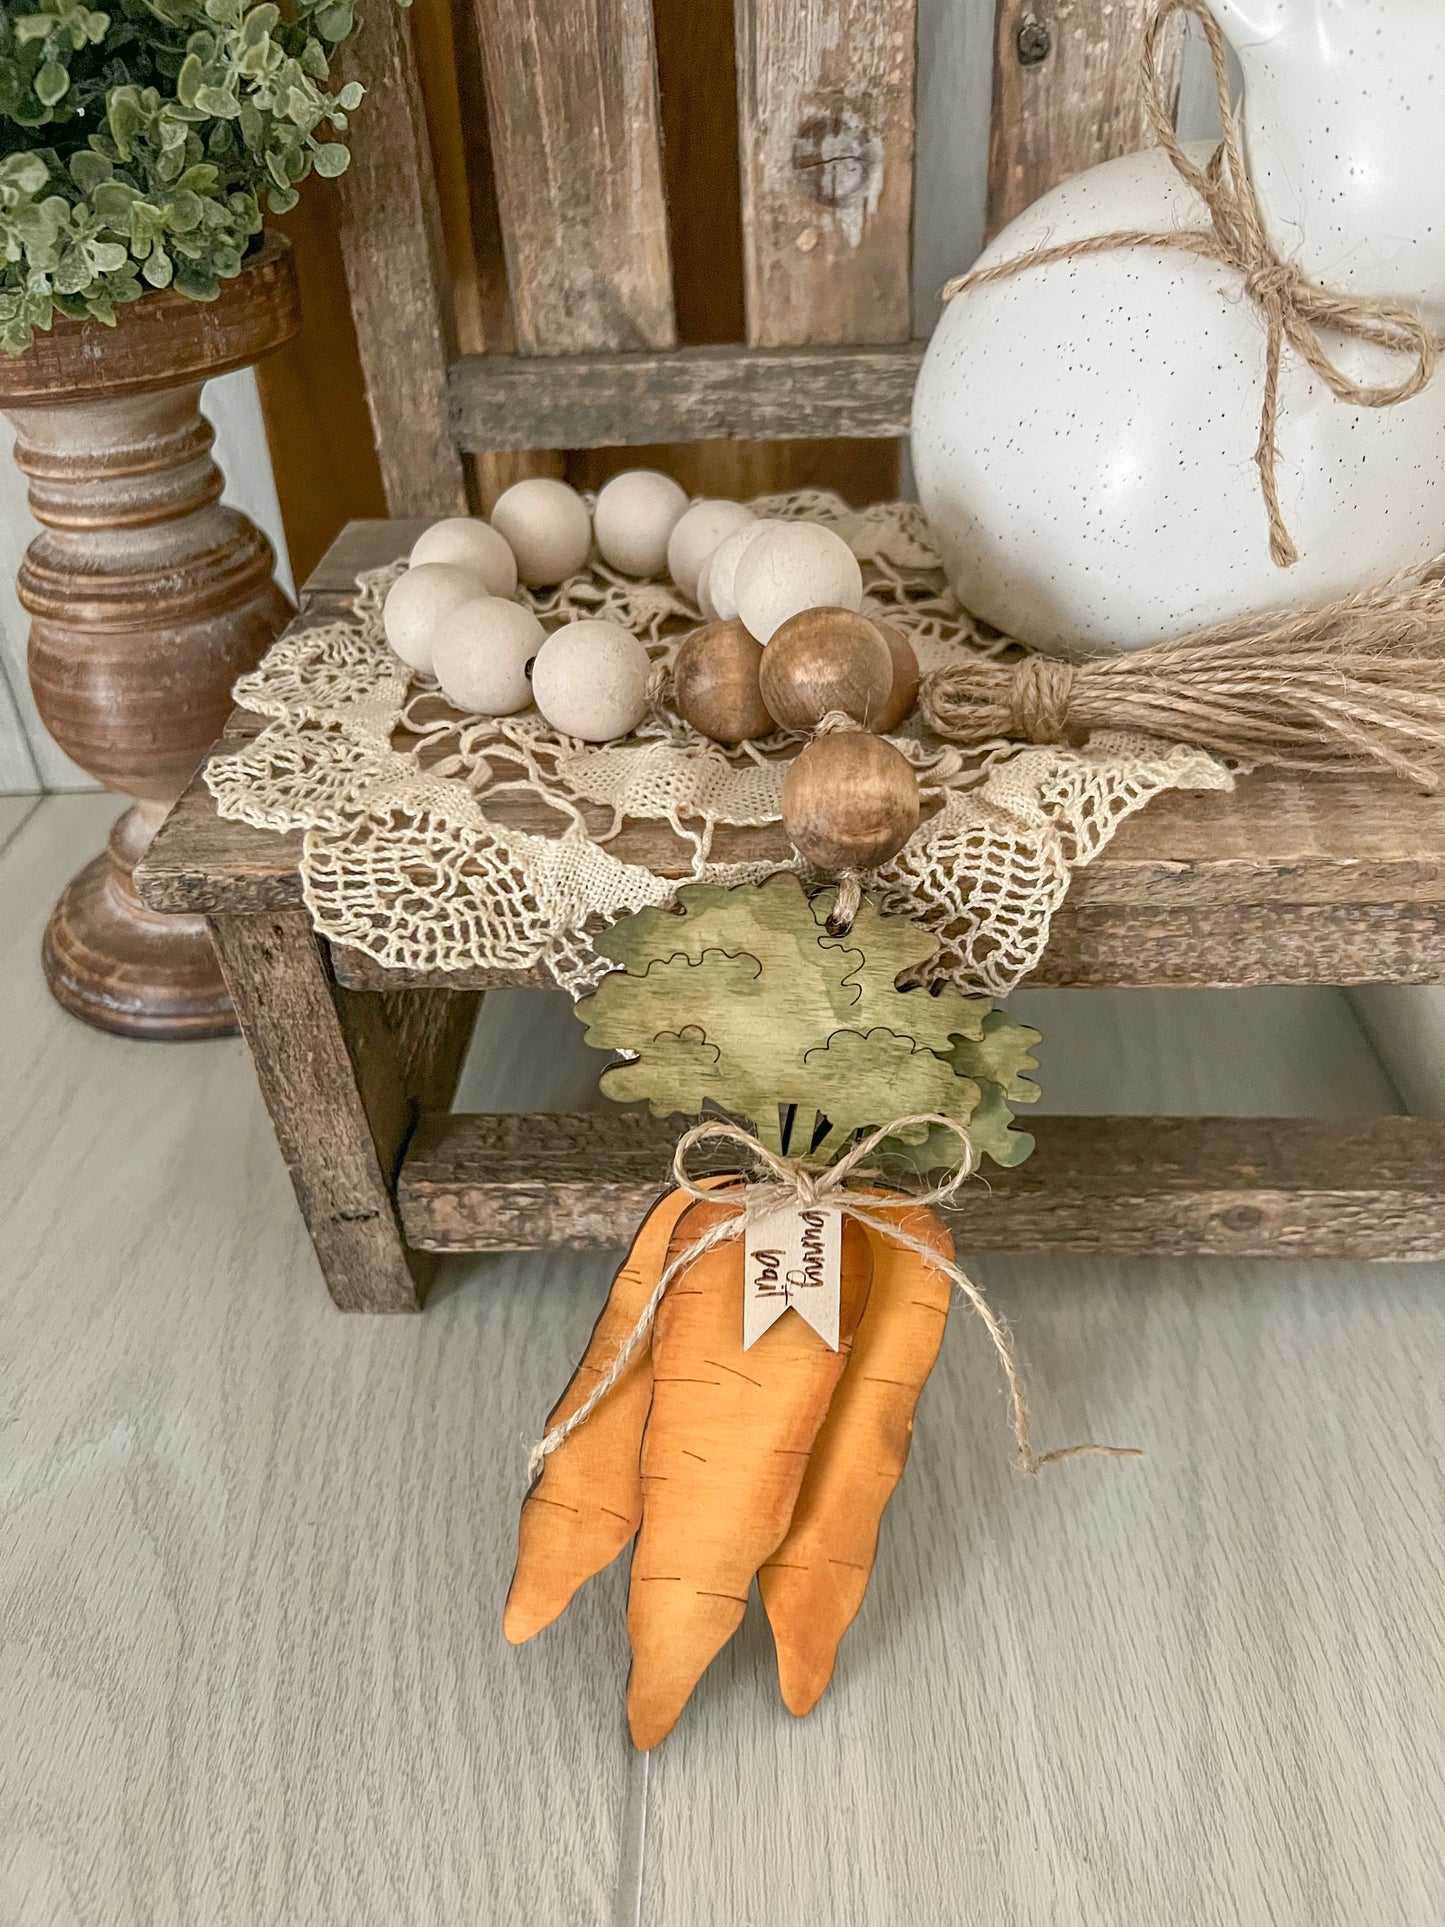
912, 0, 1445, 653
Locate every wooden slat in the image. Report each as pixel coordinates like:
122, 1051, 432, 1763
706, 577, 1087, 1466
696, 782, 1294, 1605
252, 184, 390, 585
430, 0, 568, 511
332, 0, 467, 515
655, 0, 746, 349
449, 344, 923, 450
735, 0, 916, 348
208, 911, 480, 1310
397, 1111, 1445, 1258
567, 0, 901, 509
408, 0, 498, 362
986, 0, 1186, 241
296, 519, 429, 601
327, 901, 1445, 994
137, 748, 1445, 987
136, 713, 1445, 910
1029, 903, 1445, 989
472, 0, 675, 355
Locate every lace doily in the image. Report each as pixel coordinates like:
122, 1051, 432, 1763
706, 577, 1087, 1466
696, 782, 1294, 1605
208, 491, 1232, 995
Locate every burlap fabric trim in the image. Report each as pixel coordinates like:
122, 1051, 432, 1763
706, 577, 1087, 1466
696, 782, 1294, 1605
206, 490, 1231, 995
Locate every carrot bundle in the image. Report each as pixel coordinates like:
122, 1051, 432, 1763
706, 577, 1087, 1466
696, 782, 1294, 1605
505, 1182, 957, 1747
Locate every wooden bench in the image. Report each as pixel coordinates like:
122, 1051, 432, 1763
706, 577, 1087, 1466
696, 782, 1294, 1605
134, 0, 1445, 1307
133, 519, 1445, 1310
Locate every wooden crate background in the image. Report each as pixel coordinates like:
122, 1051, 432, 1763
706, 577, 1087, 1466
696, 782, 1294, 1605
255, 0, 1223, 581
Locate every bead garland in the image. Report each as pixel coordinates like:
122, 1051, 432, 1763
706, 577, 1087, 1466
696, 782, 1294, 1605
382, 477, 928, 888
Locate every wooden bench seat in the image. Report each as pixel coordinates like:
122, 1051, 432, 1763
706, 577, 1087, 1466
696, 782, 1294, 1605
142, 738, 1445, 993
140, 522, 1445, 991
130, 519, 1445, 1311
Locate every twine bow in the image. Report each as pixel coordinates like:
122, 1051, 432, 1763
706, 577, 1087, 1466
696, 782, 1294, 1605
528, 1115, 1139, 1481
942, 0, 1441, 569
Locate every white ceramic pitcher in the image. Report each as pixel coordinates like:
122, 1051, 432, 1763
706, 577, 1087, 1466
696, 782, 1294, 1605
912, 0, 1445, 653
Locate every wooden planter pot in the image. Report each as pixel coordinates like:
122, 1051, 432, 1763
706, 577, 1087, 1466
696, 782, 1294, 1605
0, 233, 300, 1039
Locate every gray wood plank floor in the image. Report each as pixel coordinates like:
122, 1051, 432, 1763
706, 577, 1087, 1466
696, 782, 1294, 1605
0, 792, 39, 850
3, 796, 1442, 1927
2, 798, 627, 1927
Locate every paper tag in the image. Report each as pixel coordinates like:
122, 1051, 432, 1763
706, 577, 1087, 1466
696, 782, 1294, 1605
743, 1203, 842, 1351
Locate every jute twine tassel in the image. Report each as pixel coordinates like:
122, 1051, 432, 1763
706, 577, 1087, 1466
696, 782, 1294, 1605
941, 0, 1440, 569
920, 561, 1445, 790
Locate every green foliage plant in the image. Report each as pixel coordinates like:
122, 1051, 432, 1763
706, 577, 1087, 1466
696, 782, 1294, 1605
576, 874, 1041, 1173
0, 0, 401, 352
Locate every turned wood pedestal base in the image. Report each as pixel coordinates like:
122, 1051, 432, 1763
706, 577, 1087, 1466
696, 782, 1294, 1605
43, 803, 236, 1038
0, 236, 300, 1040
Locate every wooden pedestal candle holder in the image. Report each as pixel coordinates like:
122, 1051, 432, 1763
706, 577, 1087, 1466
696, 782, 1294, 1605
0, 234, 301, 1039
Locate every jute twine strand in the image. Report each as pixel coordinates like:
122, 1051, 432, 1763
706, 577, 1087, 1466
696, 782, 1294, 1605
920, 557, 1445, 790
527, 1115, 1140, 1482
941, 0, 1440, 569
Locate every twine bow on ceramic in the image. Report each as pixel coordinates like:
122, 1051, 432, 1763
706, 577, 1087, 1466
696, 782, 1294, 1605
921, 557, 1445, 790
527, 1115, 1140, 1482
942, 0, 1441, 568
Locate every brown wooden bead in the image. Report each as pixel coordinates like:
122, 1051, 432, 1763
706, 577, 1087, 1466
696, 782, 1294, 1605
872, 620, 921, 731
780, 731, 921, 873
759, 606, 894, 733
672, 619, 772, 743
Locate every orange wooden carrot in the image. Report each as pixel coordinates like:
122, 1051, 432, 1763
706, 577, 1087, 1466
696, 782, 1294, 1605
625, 1200, 873, 1749
759, 1200, 953, 1715
503, 1179, 732, 1645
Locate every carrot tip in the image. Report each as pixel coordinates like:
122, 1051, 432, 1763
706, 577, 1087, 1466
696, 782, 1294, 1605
626, 1696, 678, 1751
502, 1592, 561, 1644
779, 1664, 834, 1718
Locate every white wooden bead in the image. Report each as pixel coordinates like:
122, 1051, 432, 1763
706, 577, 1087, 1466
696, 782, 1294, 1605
408, 517, 518, 596
733, 521, 864, 643
696, 550, 721, 621
593, 469, 688, 576
666, 499, 755, 600
490, 478, 592, 587
431, 597, 545, 716
705, 517, 778, 622
382, 563, 488, 674
531, 619, 652, 741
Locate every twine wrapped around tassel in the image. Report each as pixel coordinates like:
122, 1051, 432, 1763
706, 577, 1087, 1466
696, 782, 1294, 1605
920, 560, 1445, 791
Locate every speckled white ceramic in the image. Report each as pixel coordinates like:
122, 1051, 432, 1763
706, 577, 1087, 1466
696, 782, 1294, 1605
912, 0, 1445, 654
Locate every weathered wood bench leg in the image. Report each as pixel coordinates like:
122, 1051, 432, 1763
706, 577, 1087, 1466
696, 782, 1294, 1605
208, 910, 482, 1311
